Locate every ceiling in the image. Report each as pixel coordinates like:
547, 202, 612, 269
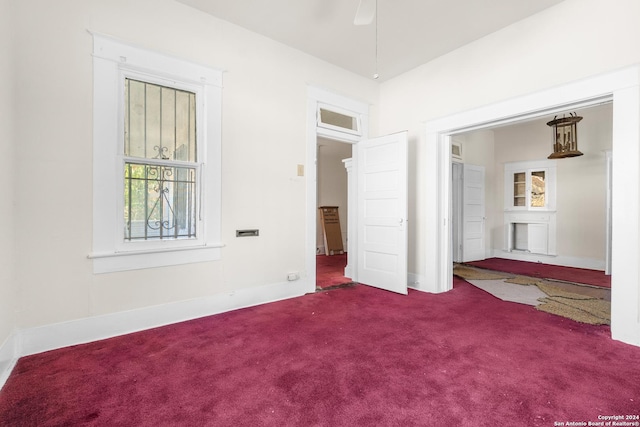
176, 0, 566, 81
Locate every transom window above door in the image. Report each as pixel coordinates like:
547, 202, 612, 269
317, 104, 362, 136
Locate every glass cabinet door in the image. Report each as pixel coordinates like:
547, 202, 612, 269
530, 171, 546, 208
513, 172, 526, 207
506, 161, 555, 211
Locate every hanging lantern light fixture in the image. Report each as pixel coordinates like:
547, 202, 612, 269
547, 113, 583, 159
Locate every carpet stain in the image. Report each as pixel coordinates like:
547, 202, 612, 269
315, 282, 357, 292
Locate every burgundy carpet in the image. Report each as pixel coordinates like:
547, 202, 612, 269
1, 279, 639, 426
467, 258, 611, 288
316, 254, 350, 289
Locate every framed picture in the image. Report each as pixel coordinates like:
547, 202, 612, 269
451, 140, 462, 161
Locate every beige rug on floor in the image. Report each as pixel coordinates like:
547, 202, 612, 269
453, 264, 514, 280
535, 283, 611, 325
505, 275, 543, 286
458, 264, 611, 325
466, 279, 547, 306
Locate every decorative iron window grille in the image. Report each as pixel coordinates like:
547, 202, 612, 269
124, 163, 196, 240
123, 79, 198, 241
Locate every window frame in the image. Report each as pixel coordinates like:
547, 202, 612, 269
119, 72, 204, 250
91, 33, 223, 273
316, 103, 362, 137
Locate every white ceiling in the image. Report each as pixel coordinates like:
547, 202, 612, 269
176, 0, 566, 81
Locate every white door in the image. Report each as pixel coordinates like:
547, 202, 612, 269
528, 223, 549, 255
451, 162, 463, 263
357, 131, 408, 294
462, 164, 486, 262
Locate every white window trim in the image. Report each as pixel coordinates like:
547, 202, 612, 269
90, 33, 223, 273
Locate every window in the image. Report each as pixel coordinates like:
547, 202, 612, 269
91, 34, 223, 273
317, 104, 361, 136
123, 79, 198, 241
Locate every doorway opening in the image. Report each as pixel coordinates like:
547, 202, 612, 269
316, 137, 353, 290
306, 87, 409, 296
306, 86, 368, 295
450, 104, 613, 318
428, 65, 639, 345
450, 103, 612, 271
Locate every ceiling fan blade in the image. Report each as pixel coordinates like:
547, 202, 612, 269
353, 0, 376, 25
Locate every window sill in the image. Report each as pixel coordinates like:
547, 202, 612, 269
89, 243, 224, 274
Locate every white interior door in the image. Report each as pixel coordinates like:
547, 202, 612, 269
451, 162, 463, 263
462, 164, 486, 262
357, 131, 408, 294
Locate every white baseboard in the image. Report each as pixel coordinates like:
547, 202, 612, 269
19, 278, 310, 357
490, 250, 606, 271
1, 278, 310, 390
0, 332, 19, 390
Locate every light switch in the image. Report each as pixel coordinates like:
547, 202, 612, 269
297, 164, 304, 177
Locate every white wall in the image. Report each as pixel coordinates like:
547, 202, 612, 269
316, 139, 351, 252
9, 0, 378, 331
0, 0, 18, 367
4, 0, 639, 362
379, 0, 640, 284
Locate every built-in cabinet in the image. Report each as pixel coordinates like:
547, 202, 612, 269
505, 161, 556, 211
504, 160, 557, 256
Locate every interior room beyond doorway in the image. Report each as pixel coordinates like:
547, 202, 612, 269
450, 102, 612, 272
316, 138, 352, 289
451, 103, 613, 325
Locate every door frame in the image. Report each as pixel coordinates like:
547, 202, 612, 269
425, 65, 640, 347
306, 86, 370, 294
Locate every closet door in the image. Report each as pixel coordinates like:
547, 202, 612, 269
462, 164, 486, 262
